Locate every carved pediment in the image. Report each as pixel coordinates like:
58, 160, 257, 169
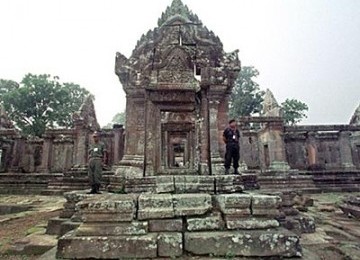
149, 47, 199, 91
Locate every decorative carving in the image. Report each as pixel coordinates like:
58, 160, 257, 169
115, 0, 240, 89
262, 89, 283, 117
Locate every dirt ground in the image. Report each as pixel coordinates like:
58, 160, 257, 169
0, 193, 359, 260
0, 195, 65, 260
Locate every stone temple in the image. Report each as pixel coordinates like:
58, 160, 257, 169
114, 0, 240, 177
1, 0, 360, 259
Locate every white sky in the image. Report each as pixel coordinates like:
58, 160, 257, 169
0, 0, 359, 126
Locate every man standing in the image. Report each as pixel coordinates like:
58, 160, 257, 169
88, 131, 107, 194
223, 119, 240, 174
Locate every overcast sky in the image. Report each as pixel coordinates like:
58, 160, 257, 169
0, 0, 359, 126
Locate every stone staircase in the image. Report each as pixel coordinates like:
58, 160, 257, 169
0, 173, 63, 194
42, 168, 115, 195
257, 169, 360, 193
311, 170, 360, 192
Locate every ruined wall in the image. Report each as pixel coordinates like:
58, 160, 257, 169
238, 117, 360, 171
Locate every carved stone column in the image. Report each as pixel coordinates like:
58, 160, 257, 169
112, 125, 125, 165
112, 93, 145, 178
39, 133, 53, 173
199, 89, 210, 175
73, 120, 89, 169
208, 99, 224, 175
339, 131, 356, 169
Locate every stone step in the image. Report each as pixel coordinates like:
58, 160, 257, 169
6, 234, 58, 256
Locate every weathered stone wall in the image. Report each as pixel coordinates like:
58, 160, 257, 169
56, 191, 302, 259
0, 126, 125, 174
238, 118, 360, 171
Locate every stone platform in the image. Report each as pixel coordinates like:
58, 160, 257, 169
55, 191, 302, 259
108, 173, 259, 194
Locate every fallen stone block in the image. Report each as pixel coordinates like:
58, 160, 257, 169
157, 232, 183, 257
8, 234, 58, 256
173, 193, 212, 216
57, 231, 158, 259
251, 194, 282, 209
76, 221, 148, 236
46, 217, 68, 235
138, 194, 174, 220
187, 212, 224, 231
149, 219, 183, 232
282, 215, 316, 234
340, 203, 360, 218
184, 229, 302, 257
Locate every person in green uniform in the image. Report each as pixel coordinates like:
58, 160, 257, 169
87, 131, 107, 194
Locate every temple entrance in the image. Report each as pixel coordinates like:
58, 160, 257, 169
159, 111, 197, 175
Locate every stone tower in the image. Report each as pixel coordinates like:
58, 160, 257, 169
115, 0, 240, 176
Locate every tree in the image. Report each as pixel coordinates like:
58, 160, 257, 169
104, 112, 126, 129
0, 79, 19, 101
1, 73, 91, 137
229, 66, 265, 118
281, 98, 309, 125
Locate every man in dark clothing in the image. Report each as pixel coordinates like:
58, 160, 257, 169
87, 131, 107, 194
223, 119, 240, 174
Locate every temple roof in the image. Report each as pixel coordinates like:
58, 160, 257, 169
115, 0, 240, 90
157, 0, 201, 26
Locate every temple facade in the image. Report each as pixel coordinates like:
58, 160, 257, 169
114, 0, 240, 176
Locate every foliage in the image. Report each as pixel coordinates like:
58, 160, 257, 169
0, 79, 19, 100
1, 73, 91, 137
229, 65, 308, 125
281, 98, 309, 125
104, 111, 126, 129
229, 66, 265, 118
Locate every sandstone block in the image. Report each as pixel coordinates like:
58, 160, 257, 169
215, 194, 251, 216
124, 176, 174, 193
174, 176, 214, 193
187, 212, 224, 231
138, 194, 174, 220
57, 231, 158, 259
173, 193, 212, 216
46, 217, 68, 235
76, 221, 148, 236
184, 230, 302, 257
157, 232, 183, 257
76, 194, 136, 222
225, 217, 279, 230
149, 219, 183, 232
214, 175, 236, 193
252, 194, 281, 209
